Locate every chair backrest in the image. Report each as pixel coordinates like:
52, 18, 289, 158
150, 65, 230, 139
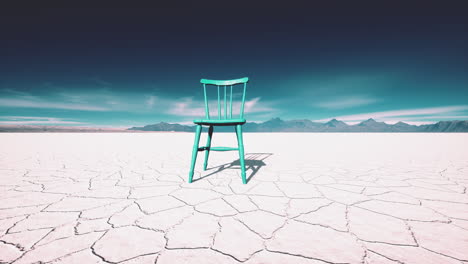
200, 77, 249, 120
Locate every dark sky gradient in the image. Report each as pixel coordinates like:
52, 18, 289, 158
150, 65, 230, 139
1, 2, 467, 126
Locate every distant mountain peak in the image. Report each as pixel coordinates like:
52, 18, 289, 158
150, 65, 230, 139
269, 117, 283, 121
395, 121, 410, 126
128, 121, 193, 132
325, 118, 347, 128
264, 117, 284, 124
356, 118, 392, 130
327, 118, 343, 123
358, 118, 376, 126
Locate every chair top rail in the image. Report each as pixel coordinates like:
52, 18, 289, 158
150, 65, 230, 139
200, 77, 249, 86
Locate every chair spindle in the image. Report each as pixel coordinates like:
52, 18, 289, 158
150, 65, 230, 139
217, 85, 221, 119
229, 85, 233, 119
203, 84, 209, 119
240, 83, 247, 118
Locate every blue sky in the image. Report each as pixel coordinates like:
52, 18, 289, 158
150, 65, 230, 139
1, 3, 467, 127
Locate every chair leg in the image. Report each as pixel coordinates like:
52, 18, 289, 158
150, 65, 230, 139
235, 125, 247, 184
188, 125, 202, 183
203, 126, 214, 170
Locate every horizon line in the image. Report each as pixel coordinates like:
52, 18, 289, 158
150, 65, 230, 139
2, 117, 468, 129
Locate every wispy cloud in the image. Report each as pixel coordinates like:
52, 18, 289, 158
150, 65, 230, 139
0, 98, 110, 111
314, 95, 378, 109
0, 86, 279, 121
244, 97, 276, 113
316, 105, 468, 124
167, 97, 276, 118
167, 97, 206, 117
0, 116, 85, 125
146, 95, 157, 109
1, 88, 31, 97
0, 89, 147, 112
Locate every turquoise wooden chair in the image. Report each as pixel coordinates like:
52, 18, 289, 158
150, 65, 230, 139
188, 77, 249, 184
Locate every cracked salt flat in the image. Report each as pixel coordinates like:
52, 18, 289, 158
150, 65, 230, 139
0, 133, 468, 264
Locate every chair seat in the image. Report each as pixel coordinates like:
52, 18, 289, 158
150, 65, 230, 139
193, 118, 246, 126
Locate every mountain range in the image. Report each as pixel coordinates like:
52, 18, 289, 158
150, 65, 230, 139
128, 118, 468, 132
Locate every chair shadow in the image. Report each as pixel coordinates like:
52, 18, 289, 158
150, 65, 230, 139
192, 153, 273, 183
